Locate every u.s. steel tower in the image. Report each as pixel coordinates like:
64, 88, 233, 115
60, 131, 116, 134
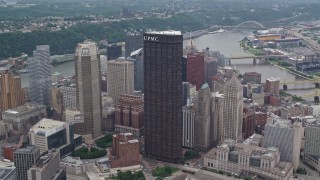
143, 31, 183, 163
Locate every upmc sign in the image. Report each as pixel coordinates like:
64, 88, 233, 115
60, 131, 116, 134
144, 36, 159, 41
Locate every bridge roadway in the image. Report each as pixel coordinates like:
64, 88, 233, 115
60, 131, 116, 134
228, 54, 291, 60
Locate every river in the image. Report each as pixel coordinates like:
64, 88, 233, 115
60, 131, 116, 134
20, 30, 316, 101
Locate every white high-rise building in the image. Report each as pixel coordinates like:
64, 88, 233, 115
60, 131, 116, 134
212, 74, 243, 143
28, 45, 52, 107
107, 59, 134, 104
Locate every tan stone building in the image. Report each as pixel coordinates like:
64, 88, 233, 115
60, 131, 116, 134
107, 59, 134, 104
74, 40, 102, 138
0, 72, 25, 112
194, 83, 212, 152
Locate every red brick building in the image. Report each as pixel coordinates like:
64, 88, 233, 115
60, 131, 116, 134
115, 94, 144, 138
110, 133, 140, 168
187, 52, 205, 90
3, 145, 17, 161
265, 77, 280, 95
242, 108, 256, 140
264, 94, 281, 106
254, 112, 267, 134
243, 72, 261, 84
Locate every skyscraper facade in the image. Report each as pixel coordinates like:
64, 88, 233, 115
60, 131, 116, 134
28, 45, 52, 107
212, 75, 243, 142
74, 41, 102, 138
194, 83, 212, 152
107, 59, 134, 104
0, 72, 25, 112
13, 146, 40, 180
115, 94, 144, 138
186, 52, 205, 90
144, 31, 183, 163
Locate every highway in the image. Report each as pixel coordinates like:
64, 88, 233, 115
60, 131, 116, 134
288, 29, 320, 51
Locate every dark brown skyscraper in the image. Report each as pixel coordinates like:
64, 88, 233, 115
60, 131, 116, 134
144, 31, 183, 163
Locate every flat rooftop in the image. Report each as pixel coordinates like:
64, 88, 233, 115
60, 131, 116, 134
30, 118, 67, 137
15, 146, 39, 154
0, 167, 15, 180
146, 30, 181, 35
4, 102, 45, 115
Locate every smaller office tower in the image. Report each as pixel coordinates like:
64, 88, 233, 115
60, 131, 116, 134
29, 45, 52, 107
59, 85, 77, 109
182, 101, 196, 149
107, 59, 134, 104
29, 118, 75, 157
243, 72, 262, 84
125, 33, 143, 58
110, 133, 140, 168
182, 82, 190, 106
265, 77, 280, 95
0, 72, 25, 112
186, 52, 205, 90
13, 146, 40, 180
115, 94, 144, 138
27, 150, 66, 180
127, 48, 144, 92
195, 84, 212, 152
107, 44, 122, 60
263, 119, 302, 170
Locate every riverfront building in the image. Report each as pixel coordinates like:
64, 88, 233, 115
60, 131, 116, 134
144, 31, 183, 163
0, 72, 25, 112
74, 40, 102, 138
28, 45, 52, 107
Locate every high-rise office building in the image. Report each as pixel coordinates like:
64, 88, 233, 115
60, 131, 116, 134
0, 72, 25, 112
107, 59, 134, 104
212, 75, 243, 142
303, 120, 320, 174
27, 150, 66, 180
29, 45, 52, 107
182, 82, 190, 106
115, 94, 144, 138
59, 85, 77, 109
50, 87, 64, 121
74, 41, 102, 138
13, 146, 40, 180
262, 118, 302, 170
182, 102, 196, 149
127, 48, 144, 92
186, 52, 205, 90
195, 83, 212, 152
125, 33, 143, 58
144, 31, 183, 163
242, 108, 256, 140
